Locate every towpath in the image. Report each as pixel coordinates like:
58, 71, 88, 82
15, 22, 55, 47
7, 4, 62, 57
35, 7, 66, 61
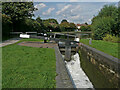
0, 38, 21, 47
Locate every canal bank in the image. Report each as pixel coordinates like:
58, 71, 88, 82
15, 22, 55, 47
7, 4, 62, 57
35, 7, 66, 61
79, 43, 120, 88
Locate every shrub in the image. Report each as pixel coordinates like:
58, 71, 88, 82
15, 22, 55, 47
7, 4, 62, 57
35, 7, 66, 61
103, 34, 120, 43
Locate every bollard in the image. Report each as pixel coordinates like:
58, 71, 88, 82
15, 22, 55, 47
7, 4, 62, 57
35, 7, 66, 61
44, 33, 47, 43
89, 38, 92, 45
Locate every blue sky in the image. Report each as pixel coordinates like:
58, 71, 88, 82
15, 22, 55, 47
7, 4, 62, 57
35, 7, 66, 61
33, 2, 118, 24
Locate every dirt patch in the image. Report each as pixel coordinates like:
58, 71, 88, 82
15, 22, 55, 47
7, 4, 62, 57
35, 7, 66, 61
18, 41, 57, 48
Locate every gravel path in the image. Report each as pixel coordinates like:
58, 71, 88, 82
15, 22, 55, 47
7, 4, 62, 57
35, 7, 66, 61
18, 41, 57, 48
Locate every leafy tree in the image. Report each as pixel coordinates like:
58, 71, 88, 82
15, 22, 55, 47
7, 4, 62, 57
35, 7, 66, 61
59, 22, 70, 32
61, 19, 68, 23
2, 2, 37, 32
91, 5, 119, 40
80, 26, 87, 31
91, 17, 114, 40
2, 2, 36, 20
81, 25, 91, 31
36, 16, 42, 24
36, 16, 46, 32
43, 19, 60, 32
69, 23, 77, 31
98, 5, 118, 19
59, 22, 76, 32
85, 22, 88, 25
2, 14, 12, 36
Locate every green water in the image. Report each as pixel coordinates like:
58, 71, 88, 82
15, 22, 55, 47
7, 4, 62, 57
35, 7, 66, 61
79, 49, 117, 88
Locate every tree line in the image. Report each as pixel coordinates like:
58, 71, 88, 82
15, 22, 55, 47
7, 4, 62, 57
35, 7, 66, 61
2, 2, 119, 41
2, 2, 77, 38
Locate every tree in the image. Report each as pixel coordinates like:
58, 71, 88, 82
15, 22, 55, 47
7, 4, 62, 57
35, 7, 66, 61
43, 19, 60, 32
59, 22, 76, 32
2, 2, 37, 32
61, 19, 68, 23
85, 22, 88, 25
80, 26, 87, 31
36, 16, 46, 32
91, 5, 119, 40
81, 25, 91, 31
69, 23, 77, 31
91, 17, 114, 40
36, 16, 42, 24
2, 14, 12, 36
98, 5, 118, 19
2, 2, 36, 20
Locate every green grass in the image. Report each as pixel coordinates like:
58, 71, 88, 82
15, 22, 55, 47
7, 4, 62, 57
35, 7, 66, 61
2, 41, 56, 88
80, 39, 119, 59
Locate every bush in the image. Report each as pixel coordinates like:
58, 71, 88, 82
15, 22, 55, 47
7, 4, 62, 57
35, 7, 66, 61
103, 34, 120, 43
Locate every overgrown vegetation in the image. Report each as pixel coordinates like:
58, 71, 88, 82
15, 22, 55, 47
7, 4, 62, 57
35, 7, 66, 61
103, 34, 120, 43
80, 39, 119, 59
2, 42, 56, 88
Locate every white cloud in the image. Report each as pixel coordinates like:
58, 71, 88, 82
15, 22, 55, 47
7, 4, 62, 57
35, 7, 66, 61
34, 3, 46, 9
56, 4, 72, 15
88, 19, 91, 22
70, 15, 80, 20
71, 5, 81, 13
42, 8, 55, 15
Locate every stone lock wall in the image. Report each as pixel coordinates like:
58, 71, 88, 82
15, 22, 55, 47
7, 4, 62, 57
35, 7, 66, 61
79, 43, 120, 88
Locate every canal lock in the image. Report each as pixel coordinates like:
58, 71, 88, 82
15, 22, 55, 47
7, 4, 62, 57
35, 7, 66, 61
58, 41, 94, 88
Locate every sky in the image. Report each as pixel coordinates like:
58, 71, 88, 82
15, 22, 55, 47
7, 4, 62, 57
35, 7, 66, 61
33, 2, 118, 24
33, 0, 119, 2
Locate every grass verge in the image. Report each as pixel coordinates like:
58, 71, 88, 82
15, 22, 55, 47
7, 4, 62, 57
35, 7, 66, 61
2, 40, 56, 88
80, 39, 119, 59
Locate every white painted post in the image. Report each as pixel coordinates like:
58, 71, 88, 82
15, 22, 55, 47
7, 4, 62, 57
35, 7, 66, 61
54, 34, 56, 38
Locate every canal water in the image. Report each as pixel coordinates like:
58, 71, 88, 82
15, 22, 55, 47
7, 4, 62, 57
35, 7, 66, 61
64, 53, 94, 88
